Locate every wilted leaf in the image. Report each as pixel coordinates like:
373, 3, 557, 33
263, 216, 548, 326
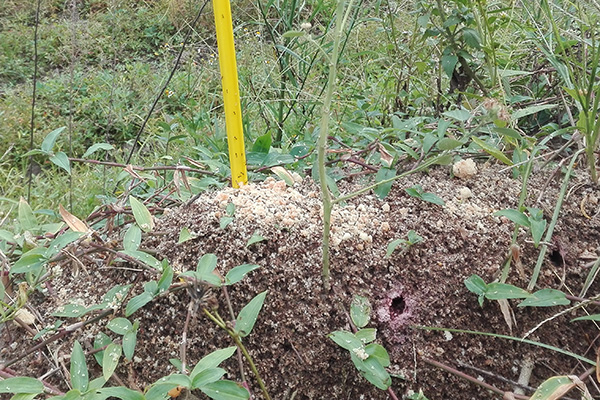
59, 205, 89, 233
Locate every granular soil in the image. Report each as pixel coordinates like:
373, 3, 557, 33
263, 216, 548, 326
2, 162, 600, 399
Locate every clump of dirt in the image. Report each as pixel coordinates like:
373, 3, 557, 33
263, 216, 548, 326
2, 163, 600, 399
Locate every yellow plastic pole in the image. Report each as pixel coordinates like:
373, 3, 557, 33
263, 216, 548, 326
213, 0, 247, 188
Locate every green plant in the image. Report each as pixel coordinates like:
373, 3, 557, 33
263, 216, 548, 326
404, 185, 445, 206
386, 230, 424, 257
329, 295, 393, 391
494, 207, 547, 248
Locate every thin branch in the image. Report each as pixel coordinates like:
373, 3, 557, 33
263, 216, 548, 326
27, 0, 42, 203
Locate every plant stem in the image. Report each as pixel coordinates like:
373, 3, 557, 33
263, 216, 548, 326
203, 309, 271, 400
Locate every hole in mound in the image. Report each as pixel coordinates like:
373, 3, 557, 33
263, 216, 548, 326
549, 248, 564, 266
391, 295, 406, 314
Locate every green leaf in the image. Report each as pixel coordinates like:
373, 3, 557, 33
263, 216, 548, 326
529, 375, 581, 400
190, 347, 237, 380
11, 248, 47, 274
220, 216, 234, 230
93, 332, 112, 366
121, 250, 162, 270
46, 231, 84, 258
10, 393, 40, 400
70, 341, 89, 392
52, 304, 89, 318
197, 253, 217, 275
191, 368, 226, 388
437, 138, 463, 150
350, 295, 371, 328
355, 328, 377, 344
49, 152, 71, 174
225, 264, 260, 285
0, 377, 44, 394
512, 104, 557, 122
123, 225, 142, 251
365, 343, 390, 367
125, 292, 154, 317
246, 233, 266, 247
573, 314, 600, 322
145, 383, 179, 400
102, 343, 122, 381
328, 330, 363, 351
129, 196, 154, 232
386, 239, 405, 258
441, 54, 458, 79
41, 126, 66, 154
18, 197, 38, 231
251, 133, 272, 153
519, 289, 569, 308
443, 108, 472, 122
493, 127, 525, 142
462, 28, 481, 49
485, 283, 530, 300
178, 227, 194, 244
157, 264, 173, 293
350, 353, 391, 390
107, 317, 132, 335
235, 291, 267, 337
122, 329, 137, 360
407, 230, 424, 244
282, 30, 305, 38
96, 386, 145, 400
420, 192, 445, 206
471, 136, 513, 165
161, 374, 191, 387
82, 143, 114, 158
494, 209, 529, 227
464, 274, 487, 299
373, 167, 395, 199
200, 381, 249, 400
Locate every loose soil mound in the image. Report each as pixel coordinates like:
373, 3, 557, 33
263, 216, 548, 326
2, 163, 600, 399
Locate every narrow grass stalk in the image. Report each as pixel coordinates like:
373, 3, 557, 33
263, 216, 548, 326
318, 0, 355, 290
417, 326, 595, 366
527, 148, 584, 291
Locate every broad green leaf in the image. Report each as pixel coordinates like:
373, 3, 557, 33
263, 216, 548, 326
88, 376, 107, 392
41, 126, 66, 154
350, 353, 391, 390
246, 233, 266, 247
0, 377, 44, 394
493, 127, 525, 142
191, 367, 226, 388
190, 347, 237, 379
530, 218, 547, 247
46, 231, 84, 258
220, 216, 234, 229
512, 104, 557, 121
157, 264, 173, 293
529, 375, 584, 400
121, 250, 162, 270
161, 374, 192, 387
441, 54, 458, 79
225, 264, 260, 285
485, 283, 530, 300
52, 304, 89, 318
471, 136, 513, 165
464, 274, 488, 300
102, 284, 132, 305
107, 317, 132, 335
329, 330, 363, 351
123, 225, 142, 251
125, 292, 154, 317
282, 30, 305, 38
373, 167, 395, 199
200, 380, 250, 400
178, 227, 193, 244
11, 248, 47, 274
385, 238, 405, 258
49, 152, 71, 174
437, 138, 463, 150
145, 383, 179, 400
350, 295, 371, 328
0, 229, 14, 242
355, 328, 377, 344
18, 197, 38, 231
122, 329, 137, 360
519, 289, 569, 308
93, 332, 112, 365
462, 28, 481, 49
82, 143, 114, 158
129, 196, 154, 232
494, 209, 530, 227
102, 343, 122, 381
96, 386, 145, 400
365, 343, 390, 367
235, 290, 267, 337
420, 192, 445, 206
10, 393, 39, 400
251, 133, 272, 153
443, 108, 472, 122
70, 341, 89, 392
407, 230, 424, 244
197, 253, 218, 275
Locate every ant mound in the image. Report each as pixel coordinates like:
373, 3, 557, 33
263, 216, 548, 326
3, 164, 599, 399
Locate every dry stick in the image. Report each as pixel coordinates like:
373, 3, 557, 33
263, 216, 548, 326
422, 357, 529, 400
179, 300, 198, 373
221, 286, 247, 383
124, 0, 209, 165
69, 158, 218, 177
0, 309, 113, 371
26, 0, 42, 203
68, 0, 79, 211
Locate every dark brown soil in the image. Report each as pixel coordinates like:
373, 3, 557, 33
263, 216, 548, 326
2, 163, 600, 400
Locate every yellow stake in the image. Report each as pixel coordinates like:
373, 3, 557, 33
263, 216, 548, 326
213, 0, 248, 188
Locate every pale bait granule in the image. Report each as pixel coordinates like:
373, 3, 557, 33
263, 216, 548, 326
195, 177, 386, 248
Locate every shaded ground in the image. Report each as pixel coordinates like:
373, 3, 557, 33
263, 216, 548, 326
2, 162, 600, 399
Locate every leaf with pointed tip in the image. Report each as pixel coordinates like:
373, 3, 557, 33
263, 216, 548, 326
235, 291, 267, 337
70, 341, 89, 392
129, 196, 154, 232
